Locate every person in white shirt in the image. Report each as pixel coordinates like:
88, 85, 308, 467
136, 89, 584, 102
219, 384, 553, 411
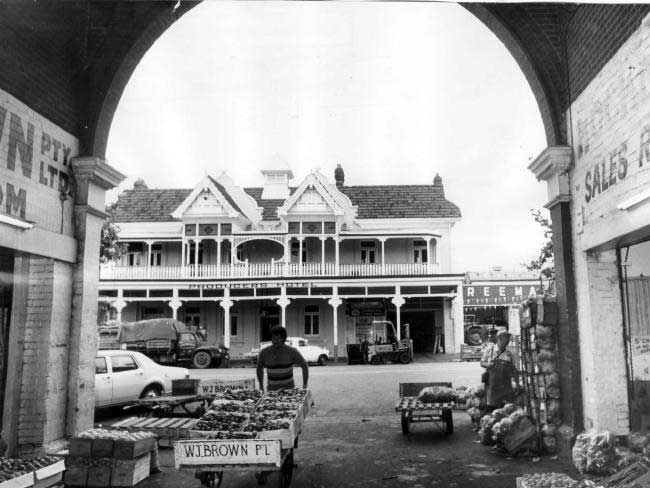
480, 330, 516, 411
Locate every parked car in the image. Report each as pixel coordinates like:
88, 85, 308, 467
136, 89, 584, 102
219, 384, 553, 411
95, 350, 189, 408
247, 337, 330, 366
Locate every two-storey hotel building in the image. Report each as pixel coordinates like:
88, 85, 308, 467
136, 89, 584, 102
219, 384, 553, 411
98, 166, 465, 359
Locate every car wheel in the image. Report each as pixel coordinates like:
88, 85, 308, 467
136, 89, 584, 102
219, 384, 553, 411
398, 352, 411, 364
317, 355, 328, 366
370, 355, 383, 365
140, 385, 163, 399
193, 351, 212, 369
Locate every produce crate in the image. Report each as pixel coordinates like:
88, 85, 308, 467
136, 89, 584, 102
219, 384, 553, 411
109, 417, 200, 447
111, 453, 151, 488
0, 473, 34, 488
602, 459, 650, 488
460, 344, 483, 361
34, 460, 65, 488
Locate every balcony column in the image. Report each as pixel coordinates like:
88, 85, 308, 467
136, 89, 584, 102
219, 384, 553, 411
194, 238, 202, 277
380, 237, 386, 275
168, 298, 182, 320
283, 237, 291, 276
335, 238, 340, 275
277, 290, 291, 329
391, 292, 405, 342
220, 291, 233, 349
111, 298, 127, 323
320, 236, 327, 274
298, 237, 304, 276
426, 237, 432, 273
328, 293, 342, 363
215, 238, 222, 278
145, 240, 154, 279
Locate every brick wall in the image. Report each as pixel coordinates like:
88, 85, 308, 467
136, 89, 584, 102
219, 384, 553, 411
17, 257, 73, 456
568, 5, 650, 105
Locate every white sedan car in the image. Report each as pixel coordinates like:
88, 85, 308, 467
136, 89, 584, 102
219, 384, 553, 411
95, 350, 189, 408
249, 337, 330, 366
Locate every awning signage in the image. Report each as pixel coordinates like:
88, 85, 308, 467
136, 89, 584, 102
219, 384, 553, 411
463, 284, 538, 306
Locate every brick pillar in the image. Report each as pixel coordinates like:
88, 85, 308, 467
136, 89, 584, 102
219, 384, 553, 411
529, 146, 583, 455
67, 157, 125, 437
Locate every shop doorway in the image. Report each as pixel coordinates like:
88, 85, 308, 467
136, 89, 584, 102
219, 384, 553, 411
260, 306, 280, 342
620, 240, 650, 431
0, 251, 14, 432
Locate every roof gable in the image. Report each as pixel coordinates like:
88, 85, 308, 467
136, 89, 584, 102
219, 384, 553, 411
171, 176, 242, 220
278, 171, 346, 217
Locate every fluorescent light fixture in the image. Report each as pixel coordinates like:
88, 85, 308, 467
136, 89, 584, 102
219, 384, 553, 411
617, 189, 650, 211
0, 213, 33, 229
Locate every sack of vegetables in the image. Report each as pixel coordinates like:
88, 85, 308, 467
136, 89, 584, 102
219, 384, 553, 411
418, 386, 456, 403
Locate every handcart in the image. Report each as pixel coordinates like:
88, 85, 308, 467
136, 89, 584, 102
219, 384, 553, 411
131, 394, 212, 418
395, 382, 454, 435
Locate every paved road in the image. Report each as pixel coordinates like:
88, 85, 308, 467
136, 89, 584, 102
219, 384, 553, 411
120, 361, 575, 488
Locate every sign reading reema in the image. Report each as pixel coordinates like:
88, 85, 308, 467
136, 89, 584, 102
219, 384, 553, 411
463, 284, 537, 306
0, 89, 78, 234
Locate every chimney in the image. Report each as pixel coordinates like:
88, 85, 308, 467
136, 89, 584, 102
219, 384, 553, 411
433, 173, 444, 197
260, 169, 294, 199
334, 164, 345, 187
133, 178, 148, 190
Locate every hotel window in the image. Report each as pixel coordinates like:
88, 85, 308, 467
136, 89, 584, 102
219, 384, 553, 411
230, 308, 239, 337
360, 241, 376, 264
291, 241, 307, 262
413, 240, 428, 263
304, 305, 320, 336
150, 244, 162, 266
126, 243, 143, 266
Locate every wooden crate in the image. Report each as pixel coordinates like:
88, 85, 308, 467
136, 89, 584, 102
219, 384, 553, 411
86, 465, 111, 488
68, 438, 93, 458
90, 439, 114, 458
34, 460, 65, 488
111, 453, 151, 488
0, 473, 35, 488
113, 437, 156, 460
63, 464, 88, 487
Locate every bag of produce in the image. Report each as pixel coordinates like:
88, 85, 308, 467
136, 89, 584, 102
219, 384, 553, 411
509, 409, 526, 423
535, 325, 555, 350
418, 386, 456, 403
474, 384, 486, 399
572, 432, 592, 473
492, 408, 507, 421
627, 433, 649, 453
537, 351, 557, 374
503, 403, 518, 415
615, 446, 642, 470
584, 431, 617, 475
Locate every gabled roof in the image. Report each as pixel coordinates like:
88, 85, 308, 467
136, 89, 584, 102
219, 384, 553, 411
170, 176, 243, 220
112, 183, 461, 223
340, 185, 461, 219
277, 171, 347, 217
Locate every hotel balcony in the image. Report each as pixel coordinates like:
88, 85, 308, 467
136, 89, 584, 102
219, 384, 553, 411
99, 261, 441, 280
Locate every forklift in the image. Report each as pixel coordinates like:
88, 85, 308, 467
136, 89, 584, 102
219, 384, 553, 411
365, 320, 413, 365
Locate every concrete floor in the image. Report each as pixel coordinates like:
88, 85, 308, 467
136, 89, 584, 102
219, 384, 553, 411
107, 361, 577, 488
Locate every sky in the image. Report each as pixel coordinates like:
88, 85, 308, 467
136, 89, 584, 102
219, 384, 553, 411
106, 1, 548, 273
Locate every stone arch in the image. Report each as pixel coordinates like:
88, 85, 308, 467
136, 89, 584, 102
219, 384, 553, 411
89, 2, 562, 156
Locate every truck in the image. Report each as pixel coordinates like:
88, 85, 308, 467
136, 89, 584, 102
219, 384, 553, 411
116, 318, 230, 369
365, 320, 413, 365
463, 314, 507, 346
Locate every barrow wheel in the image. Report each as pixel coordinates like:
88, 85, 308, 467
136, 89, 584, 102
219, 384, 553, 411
370, 355, 383, 365
398, 352, 411, 364
278, 450, 294, 488
442, 410, 453, 435
193, 351, 212, 369
401, 412, 410, 435
196, 471, 223, 488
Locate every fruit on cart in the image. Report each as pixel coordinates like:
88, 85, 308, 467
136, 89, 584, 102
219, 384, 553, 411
418, 386, 456, 403
245, 417, 292, 432
213, 389, 263, 402
519, 472, 577, 488
194, 431, 259, 440
209, 400, 257, 413
76, 428, 155, 441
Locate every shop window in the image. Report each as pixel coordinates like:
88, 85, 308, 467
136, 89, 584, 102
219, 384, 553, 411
291, 241, 307, 263
111, 355, 139, 373
150, 244, 162, 266
184, 306, 201, 329
360, 241, 376, 264
95, 357, 108, 374
304, 305, 320, 336
413, 240, 428, 263
142, 306, 165, 319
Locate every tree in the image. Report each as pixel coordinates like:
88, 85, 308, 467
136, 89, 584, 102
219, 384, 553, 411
523, 209, 554, 280
100, 202, 127, 264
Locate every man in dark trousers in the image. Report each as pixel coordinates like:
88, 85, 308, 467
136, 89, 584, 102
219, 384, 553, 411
257, 325, 309, 391
255, 325, 308, 484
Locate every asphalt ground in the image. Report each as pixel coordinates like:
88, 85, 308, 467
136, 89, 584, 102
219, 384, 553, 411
98, 361, 577, 488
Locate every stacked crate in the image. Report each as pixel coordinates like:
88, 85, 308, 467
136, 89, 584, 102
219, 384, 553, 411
64, 431, 157, 488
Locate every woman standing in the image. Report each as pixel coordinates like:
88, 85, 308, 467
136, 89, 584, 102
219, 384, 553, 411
480, 330, 516, 411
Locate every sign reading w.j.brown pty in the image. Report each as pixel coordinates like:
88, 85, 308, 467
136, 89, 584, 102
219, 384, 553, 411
0, 89, 78, 234
463, 284, 538, 306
